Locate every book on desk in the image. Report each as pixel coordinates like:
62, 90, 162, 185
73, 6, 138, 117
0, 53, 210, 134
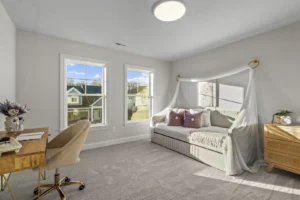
16, 132, 45, 141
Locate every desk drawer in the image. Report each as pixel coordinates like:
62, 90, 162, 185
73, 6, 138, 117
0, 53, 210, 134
264, 138, 300, 157
0, 157, 14, 174
15, 154, 45, 170
265, 150, 300, 171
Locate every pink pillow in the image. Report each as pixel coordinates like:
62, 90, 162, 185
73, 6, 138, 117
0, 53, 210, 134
168, 111, 184, 126
183, 110, 202, 128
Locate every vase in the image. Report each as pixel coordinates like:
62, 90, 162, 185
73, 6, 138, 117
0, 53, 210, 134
4, 116, 24, 133
273, 115, 281, 123
280, 115, 292, 125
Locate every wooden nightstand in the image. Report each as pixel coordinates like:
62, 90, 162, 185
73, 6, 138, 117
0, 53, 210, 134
264, 123, 300, 174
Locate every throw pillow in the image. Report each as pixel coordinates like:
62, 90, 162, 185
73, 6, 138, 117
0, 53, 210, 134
189, 109, 211, 127
165, 108, 185, 124
168, 110, 184, 126
183, 110, 202, 128
210, 110, 233, 128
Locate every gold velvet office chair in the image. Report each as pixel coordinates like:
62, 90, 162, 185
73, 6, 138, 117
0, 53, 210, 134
33, 120, 90, 200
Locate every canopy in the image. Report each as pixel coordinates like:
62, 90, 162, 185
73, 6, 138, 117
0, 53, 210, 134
151, 65, 263, 175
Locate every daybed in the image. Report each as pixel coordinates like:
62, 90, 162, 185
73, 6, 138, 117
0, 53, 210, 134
151, 109, 242, 172
150, 65, 263, 175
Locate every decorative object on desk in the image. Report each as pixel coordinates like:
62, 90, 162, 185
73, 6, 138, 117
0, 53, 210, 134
0, 137, 22, 156
272, 109, 292, 125
0, 99, 29, 133
0, 137, 10, 145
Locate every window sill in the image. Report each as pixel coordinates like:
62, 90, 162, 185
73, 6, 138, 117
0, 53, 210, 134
124, 121, 150, 127
90, 124, 111, 130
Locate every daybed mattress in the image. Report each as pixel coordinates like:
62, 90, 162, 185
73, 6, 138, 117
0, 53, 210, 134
154, 123, 228, 153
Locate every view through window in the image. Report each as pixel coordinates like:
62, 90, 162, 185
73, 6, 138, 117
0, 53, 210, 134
64, 57, 107, 127
126, 66, 154, 123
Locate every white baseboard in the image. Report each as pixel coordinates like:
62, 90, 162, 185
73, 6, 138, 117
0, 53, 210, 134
83, 134, 150, 151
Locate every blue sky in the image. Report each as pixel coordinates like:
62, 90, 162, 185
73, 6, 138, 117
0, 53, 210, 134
128, 70, 149, 85
67, 63, 102, 82
67, 63, 149, 85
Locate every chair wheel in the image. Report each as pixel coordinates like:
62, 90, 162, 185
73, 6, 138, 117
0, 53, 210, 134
34, 188, 41, 195
65, 177, 71, 183
79, 184, 85, 190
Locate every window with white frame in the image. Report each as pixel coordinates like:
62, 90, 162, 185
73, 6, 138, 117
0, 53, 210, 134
60, 55, 108, 128
125, 64, 154, 124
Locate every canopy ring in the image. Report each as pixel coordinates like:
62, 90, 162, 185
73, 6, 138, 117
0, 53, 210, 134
248, 59, 260, 69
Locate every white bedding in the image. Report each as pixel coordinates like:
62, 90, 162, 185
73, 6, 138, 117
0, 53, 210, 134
154, 123, 228, 153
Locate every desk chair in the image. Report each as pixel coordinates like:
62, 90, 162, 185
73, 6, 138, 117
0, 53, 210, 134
33, 120, 90, 200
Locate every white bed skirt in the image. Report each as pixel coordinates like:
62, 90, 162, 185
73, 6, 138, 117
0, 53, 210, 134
151, 132, 225, 171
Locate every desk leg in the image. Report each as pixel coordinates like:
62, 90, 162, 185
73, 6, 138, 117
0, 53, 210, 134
37, 167, 41, 200
40, 171, 46, 180
1, 173, 11, 191
1, 175, 3, 191
3, 174, 16, 200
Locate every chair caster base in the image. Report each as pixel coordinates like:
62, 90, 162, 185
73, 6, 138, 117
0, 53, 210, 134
79, 184, 85, 190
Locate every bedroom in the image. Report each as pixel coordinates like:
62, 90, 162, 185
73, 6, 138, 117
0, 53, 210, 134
0, 0, 300, 199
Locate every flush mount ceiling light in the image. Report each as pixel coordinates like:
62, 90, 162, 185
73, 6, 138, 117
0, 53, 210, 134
153, 0, 186, 22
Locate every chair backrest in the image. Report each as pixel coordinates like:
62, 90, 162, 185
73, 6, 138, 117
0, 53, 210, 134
45, 120, 90, 170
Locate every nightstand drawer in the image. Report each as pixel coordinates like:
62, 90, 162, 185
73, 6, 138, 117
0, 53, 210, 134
265, 150, 300, 171
264, 138, 300, 157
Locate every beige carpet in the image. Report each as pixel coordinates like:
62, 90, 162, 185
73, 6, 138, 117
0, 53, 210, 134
1, 139, 300, 200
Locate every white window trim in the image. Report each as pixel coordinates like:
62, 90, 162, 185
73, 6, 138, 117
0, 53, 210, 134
124, 64, 155, 126
60, 54, 110, 130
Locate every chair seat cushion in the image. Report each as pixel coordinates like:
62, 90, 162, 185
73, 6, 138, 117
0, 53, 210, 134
154, 123, 228, 153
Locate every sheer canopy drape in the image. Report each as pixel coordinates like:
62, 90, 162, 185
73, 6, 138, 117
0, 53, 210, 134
151, 66, 263, 175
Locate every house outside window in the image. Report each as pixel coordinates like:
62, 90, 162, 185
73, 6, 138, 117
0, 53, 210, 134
60, 55, 109, 129
125, 64, 154, 124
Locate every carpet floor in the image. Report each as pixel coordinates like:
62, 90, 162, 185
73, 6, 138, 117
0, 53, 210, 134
1, 139, 300, 200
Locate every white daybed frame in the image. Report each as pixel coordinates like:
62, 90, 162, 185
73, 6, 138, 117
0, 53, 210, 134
151, 132, 225, 171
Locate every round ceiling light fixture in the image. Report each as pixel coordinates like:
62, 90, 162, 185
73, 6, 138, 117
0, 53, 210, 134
153, 0, 186, 22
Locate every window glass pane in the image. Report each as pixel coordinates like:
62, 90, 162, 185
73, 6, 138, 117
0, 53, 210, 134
219, 84, 244, 111
127, 70, 149, 95
86, 65, 102, 94
67, 63, 85, 79
127, 96, 149, 121
68, 95, 103, 126
198, 81, 217, 107
66, 62, 102, 94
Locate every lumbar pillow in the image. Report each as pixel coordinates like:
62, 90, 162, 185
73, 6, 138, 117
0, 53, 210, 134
189, 109, 211, 127
183, 110, 202, 128
167, 110, 184, 126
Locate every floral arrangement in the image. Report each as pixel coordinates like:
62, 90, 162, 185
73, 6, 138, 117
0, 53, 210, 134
272, 109, 292, 123
0, 99, 29, 117
274, 109, 292, 116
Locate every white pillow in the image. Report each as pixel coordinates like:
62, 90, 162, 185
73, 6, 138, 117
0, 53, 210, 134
165, 108, 185, 124
189, 109, 211, 127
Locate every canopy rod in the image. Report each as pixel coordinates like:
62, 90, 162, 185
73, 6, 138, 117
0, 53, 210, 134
176, 59, 260, 81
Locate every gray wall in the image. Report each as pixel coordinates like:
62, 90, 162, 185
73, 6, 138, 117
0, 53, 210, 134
0, 2, 16, 130
16, 30, 172, 145
172, 22, 300, 131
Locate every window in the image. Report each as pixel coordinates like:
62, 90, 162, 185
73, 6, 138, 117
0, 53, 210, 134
197, 80, 244, 111
198, 81, 217, 107
125, 65, 154, 124
60, 55, 108, 129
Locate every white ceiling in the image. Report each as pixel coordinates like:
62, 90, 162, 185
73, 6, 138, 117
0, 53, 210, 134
2, 0, 300, 61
